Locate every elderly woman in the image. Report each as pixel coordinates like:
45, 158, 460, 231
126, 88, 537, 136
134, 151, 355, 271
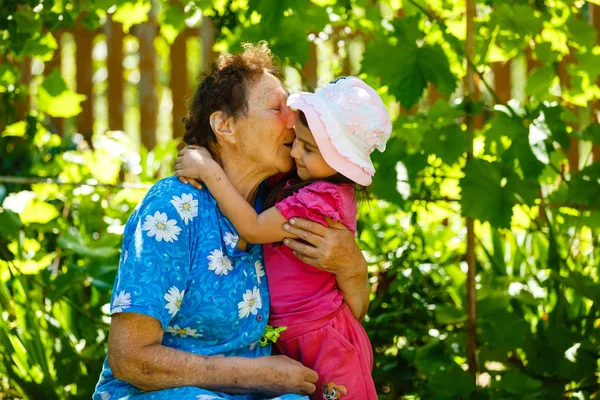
92, 43, 370, 400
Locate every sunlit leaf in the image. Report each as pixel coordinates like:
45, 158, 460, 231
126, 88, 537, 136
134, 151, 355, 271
112, 0, 151, 32
19, 201, 59, 225
38, 87, 86, 118
421, 124, 468, 165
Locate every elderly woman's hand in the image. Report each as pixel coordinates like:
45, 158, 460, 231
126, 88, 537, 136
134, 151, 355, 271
282, 217, 370, 320
282, 217, 363, 280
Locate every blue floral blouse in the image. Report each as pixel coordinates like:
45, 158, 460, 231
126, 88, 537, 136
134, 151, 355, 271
93, 177, 306, 400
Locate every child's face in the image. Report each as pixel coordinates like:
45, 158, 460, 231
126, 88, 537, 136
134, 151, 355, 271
290, 112, 337, 181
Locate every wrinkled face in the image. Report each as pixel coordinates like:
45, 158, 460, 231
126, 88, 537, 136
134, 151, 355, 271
232, 72, 295, 176
290, 112, 337, 181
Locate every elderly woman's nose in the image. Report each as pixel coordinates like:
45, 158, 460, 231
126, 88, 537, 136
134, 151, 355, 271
283, 105, 295, 129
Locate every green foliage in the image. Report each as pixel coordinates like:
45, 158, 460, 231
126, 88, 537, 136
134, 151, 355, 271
1, 0, 600, 399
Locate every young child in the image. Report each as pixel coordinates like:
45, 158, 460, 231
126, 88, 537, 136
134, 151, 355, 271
175, 76, 392, 400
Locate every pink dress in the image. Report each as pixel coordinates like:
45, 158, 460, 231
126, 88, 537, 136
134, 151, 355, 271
264, 181, 377, 400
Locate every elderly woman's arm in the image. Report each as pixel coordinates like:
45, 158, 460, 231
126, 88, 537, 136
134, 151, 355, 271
282, 218, 370, 321
108, 312, 318, 395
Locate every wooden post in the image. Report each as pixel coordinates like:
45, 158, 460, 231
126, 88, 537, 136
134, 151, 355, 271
45, 32, 65, 135
170, 32, 188, 140
465, 0, 478, 378
200, 17, 216, 73
136, 2, 158, 150
302, 41, 318, 91
492, 61, 511, 104
74, 22, 95, 146
558, 50, 579, 172
15, 57, 32, 121
590, 3, 600, 162
106, 16, 125, 131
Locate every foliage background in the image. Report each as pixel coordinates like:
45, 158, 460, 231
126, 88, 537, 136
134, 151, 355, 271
1, 0, 599, 399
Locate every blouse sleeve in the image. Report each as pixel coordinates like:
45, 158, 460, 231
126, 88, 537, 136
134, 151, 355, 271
109, 181, 196, 330
275, 181, 349, 228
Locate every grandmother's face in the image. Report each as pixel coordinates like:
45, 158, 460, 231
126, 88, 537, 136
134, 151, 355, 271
233, 72, 295, 176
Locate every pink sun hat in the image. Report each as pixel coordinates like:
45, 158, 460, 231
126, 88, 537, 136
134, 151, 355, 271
287, 76, 392, 186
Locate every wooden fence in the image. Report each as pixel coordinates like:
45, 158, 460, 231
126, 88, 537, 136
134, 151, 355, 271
10, 6, 600, 166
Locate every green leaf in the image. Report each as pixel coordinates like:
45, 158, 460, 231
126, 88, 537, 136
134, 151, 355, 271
575, 52, 600, 85
0, 64, 19, 91
533, 41, 557, 64
525, 67, 556, 99
435, 305, 467, 325
540, 106, 570, 150
2, 121, 28, 137
421, 123, 468, 165
20, 201, 59, 225
495, 3, 543, 38
41, 69, 68, 97
362, 17, 456, 109
160, 5, 185, 44
38, 86, 86, 118
112, 0, 151, 33
566, 15, 597, 50
418, 45, 458, 97
495, 370, 542, 395
14, 8, 42, 34
0, 209, 22, 238
583, 124, 600, 146
81, 11, 102, 30
460, 159, 512, 228
57, 236, 120, 260
564, 163, 600, 207
20, 33, 58, 60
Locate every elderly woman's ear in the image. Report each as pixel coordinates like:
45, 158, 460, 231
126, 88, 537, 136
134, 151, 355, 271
209, 110, 236, 145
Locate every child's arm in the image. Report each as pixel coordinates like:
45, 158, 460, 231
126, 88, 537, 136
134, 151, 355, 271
175, 146, 295, 244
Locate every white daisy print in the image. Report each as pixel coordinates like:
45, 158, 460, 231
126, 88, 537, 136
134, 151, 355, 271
223, 232, 239, 248
141, 211, 182, 242
166, 324, 202, 338
207, 249, 233, 276
238, 286, 262, 318
196, 395, 220, 400
111, 290, 131, 314
123, 250, 129, 263
170, 193, 198, 225
254, 260, 265, 285
164, 286, 185, 316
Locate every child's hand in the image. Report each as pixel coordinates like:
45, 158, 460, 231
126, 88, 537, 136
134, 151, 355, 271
175, 145, 218, 188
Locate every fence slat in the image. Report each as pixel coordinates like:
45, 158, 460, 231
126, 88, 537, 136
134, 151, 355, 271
558, 49, 580, 172
106, 17, 125, 132
200, 17, 216, 73
137, 7, 158, 150
492, 61, 511, 104
171, 32, 187, 140
465, 0, 478, 378
45, 32, 65, 135
15, 57, 31, 122
591, 3, 600, 162
302, 41, 318, 91
75, 23, 95, 145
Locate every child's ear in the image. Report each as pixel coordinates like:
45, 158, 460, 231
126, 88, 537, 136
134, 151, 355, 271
209, 110, 236, 144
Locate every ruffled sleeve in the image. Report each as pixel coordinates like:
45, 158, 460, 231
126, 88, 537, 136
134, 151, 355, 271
275, 181, 356, 232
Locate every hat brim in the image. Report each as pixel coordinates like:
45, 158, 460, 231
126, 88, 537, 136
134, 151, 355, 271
287, 94, 373, 186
